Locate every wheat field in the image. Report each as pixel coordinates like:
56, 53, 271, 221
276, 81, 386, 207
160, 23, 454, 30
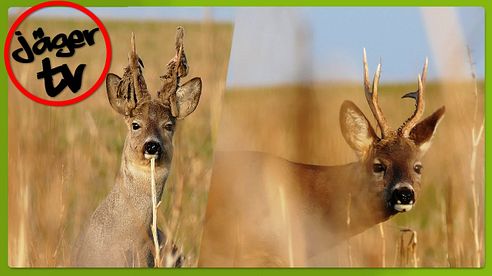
8, 18, 232, 267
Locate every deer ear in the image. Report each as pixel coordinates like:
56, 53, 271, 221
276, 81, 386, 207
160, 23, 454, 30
106, 71, 151, 116
340, 101, 378, 159
175, 77, 202, 119
409, 106, 445, 154
106, 73, 127, 115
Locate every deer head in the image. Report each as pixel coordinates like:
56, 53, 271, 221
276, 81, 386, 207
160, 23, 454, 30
105, 27, 201, 174
340, 49, 445, 216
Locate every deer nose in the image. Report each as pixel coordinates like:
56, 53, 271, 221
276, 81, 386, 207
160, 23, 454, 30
393, 188, 415, 205
391, 183, 415, 212
144, 141, 161, 156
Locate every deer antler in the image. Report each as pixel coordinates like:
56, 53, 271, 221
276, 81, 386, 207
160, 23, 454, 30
158, 26, 189, 116
399, 58, 428, 137
363, 48, 390, 138
129, 33, 151, 104
111, 32, 151, 115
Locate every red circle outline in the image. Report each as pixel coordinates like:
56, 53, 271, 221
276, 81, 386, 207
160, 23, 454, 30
4, 1, 112, 106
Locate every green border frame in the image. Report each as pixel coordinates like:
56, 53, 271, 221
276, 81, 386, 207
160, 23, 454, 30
1, 0, 488, 275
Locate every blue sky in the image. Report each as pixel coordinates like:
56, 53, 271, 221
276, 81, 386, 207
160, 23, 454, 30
227, 7, 484, 87
10, 7, 484, 87
306, 7, 484, 81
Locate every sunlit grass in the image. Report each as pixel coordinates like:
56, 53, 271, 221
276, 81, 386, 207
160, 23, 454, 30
207, 78, 484, 267
8, 19, 232, 267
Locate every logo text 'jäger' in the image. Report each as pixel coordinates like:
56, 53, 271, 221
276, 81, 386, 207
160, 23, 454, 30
12, 27, 99, 97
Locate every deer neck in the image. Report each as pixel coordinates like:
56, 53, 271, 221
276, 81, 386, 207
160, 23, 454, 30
299, 162, 393, 242
110, 150, 169, 221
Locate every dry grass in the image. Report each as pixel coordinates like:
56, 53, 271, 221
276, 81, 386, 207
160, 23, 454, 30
210, 78, 484, 267
8, 18, 232, 267
8, 14, 484, 268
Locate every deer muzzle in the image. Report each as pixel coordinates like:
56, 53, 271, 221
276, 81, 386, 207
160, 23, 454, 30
390, 182, 415, 212
144, 140, 162, 160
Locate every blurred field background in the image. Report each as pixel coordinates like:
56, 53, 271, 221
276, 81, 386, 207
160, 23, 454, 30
202, 7, 484, 267
213, 80, 484, 267
8, 15, 232, 266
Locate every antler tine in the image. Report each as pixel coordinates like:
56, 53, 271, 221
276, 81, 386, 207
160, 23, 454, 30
127, 32, 149, 103
363, 49, 390, 138
131, 32, 136, 54
363, 48, 371, 95
400, 58, 427, 137
175, 26, 188, 78
175, 26, 184, 52
422, 57, 428, 84
129, 32, 138, 69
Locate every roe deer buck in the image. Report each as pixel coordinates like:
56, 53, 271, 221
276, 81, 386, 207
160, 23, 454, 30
73, 27, 202, 267
199, 50, 445, 266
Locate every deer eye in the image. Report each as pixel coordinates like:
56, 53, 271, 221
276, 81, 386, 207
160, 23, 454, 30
164, 122, 174, 132
373, 161, 386, 174
414, 163, 423, 174
132, 122, 141, 130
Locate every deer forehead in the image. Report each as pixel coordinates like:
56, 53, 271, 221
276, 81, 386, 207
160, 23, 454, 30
372, 136, 419, 163
127, 100, 174, 123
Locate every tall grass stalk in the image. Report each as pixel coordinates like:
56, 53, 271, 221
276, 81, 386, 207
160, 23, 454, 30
398, 229, 418, 267
150, 157, 161, 267
278, 186, 294, 267
346, 193, 353, 267
467, 46, 483, 268
379, 223, 386, 267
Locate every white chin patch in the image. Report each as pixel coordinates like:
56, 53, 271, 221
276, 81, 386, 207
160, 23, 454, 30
394, 204, 413, 212
144, 153, 159, 160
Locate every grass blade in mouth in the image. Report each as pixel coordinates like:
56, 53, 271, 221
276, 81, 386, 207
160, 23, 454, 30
150, 157, 160, 267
